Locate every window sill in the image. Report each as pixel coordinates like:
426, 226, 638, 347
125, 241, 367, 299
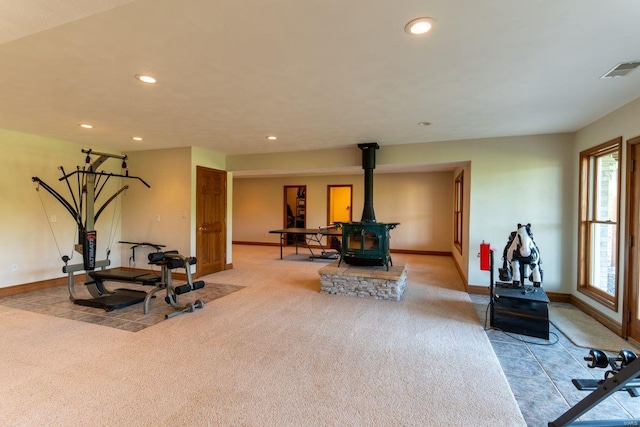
577, 286, 618, 312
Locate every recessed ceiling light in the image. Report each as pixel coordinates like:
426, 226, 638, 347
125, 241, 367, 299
79, 123, 93, 129
135, 74, 157, 84
405, 17, 436, 35
418, 121, 431, 126
132, 136, 143, 141
266, 136, 277, 140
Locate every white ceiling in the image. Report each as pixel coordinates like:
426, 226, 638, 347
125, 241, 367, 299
1, 0, 639, 156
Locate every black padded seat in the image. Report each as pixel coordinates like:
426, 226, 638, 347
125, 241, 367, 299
74, 289, 147, 312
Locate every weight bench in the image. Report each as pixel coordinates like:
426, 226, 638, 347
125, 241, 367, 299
73, 269, 162, 311
67, 251, 205, 318
145, 251, 206, 319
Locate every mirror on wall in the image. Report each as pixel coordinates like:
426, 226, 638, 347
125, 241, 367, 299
284, 185, 306, 244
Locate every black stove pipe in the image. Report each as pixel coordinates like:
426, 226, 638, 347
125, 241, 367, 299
358, 142, 380, 223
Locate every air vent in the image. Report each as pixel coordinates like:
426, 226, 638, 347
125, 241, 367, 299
601, 61, 640, 79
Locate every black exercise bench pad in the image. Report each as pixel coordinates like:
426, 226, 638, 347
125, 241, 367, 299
74, 289, 147, 311
88, 268, 160, 285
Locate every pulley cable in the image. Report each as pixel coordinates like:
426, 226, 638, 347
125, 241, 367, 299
106, 185, 124, 258
36, 185, 66, 262
77, 166, 83, 222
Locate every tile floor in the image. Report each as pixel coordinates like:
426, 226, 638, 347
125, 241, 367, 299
0, 281, 244, 332
470, 294, 640, 427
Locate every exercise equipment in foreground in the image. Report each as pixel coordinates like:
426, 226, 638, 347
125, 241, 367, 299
145, 251, 205, 319
33, 148, 160, 311
71, 249, 205, 317
549, 348, 640, 426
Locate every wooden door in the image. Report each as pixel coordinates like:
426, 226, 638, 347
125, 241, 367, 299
626, 137, 640, 340
196, 166, 226, 277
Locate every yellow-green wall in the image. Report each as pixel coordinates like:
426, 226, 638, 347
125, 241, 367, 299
0, 131, 125, 286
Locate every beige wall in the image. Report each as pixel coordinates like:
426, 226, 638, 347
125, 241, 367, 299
233, 171, 455, 252
373, 172, 453, 251
0, 128, 575, 302
574, 96, 640, 322
121, 148, 192, 268
228, 133, 575, 294
227, 147, 361, 176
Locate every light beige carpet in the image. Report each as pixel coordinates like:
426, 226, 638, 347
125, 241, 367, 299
550, 304, 635, 352
0, 245, 525, 426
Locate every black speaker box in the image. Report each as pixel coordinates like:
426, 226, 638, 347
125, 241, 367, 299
491, 286, 550, 340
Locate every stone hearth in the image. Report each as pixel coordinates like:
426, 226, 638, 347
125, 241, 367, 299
318, 261, 407, 301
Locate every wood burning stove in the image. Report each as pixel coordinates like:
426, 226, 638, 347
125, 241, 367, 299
336, 143, 399, 270
338, 221, 398, 270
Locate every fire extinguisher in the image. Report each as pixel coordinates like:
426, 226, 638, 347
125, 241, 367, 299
479, 241, 491, 271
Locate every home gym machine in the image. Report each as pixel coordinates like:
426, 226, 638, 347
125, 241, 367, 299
146, 251, 205, 319
549, 348, 640, 426
32, 148, 205, 316
73, 247, 206, 318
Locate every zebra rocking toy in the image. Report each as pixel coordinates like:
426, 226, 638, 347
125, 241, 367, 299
498, 223, 543, 287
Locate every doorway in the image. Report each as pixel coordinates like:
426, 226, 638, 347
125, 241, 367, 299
196, 166, 227, 277
327, 184, 352, 225
327, 184, 352, 250
625, 136, 640, 341
284, 185, 306, 244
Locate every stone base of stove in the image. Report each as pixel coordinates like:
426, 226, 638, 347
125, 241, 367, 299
318, 261, 407, 301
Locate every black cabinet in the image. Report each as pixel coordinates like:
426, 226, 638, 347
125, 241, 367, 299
491, 286, 550, 340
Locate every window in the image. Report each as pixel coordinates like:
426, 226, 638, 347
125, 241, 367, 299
578, 137, 622, 310
454, 171, 463, 254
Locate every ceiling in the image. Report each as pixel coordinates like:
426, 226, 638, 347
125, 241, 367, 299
1, 0, 639, 156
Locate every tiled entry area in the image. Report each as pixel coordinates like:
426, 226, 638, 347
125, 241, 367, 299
470, 294, 640, 427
